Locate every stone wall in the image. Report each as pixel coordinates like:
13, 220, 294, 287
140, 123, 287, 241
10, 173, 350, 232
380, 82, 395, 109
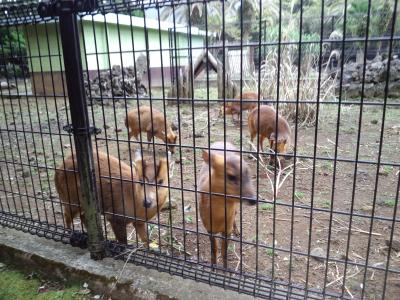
339, 55, 400, 99
84, 54, 148, 105
83, 65, 147, 105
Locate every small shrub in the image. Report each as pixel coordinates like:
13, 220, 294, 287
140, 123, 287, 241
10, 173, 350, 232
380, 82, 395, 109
384, 199, 396, 207
321, 200, 331, 209
294, 191, 305, 200
245, 20, 337, 127
260, 203, 274, 211
380, 166, 393, 175
266, 249, 274, 257
322, 162, 334, 172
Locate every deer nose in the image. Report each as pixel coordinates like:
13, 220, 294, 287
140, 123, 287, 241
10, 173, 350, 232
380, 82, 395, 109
246, 196, 258, 206
143, 198, 152, 208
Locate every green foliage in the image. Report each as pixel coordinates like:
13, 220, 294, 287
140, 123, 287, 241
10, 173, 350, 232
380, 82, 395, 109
266, 248, 274, 257
384, 199, 396, 207
381, 165, 394, 175
131, 10, 144, 18
260, 203, 274, 211
0, 266, 84, 300
0, 28, 26, 56
321, 200, 331, 209
322, 162, 334, 172
0, 27, 27, 78
294, 191, 305, 200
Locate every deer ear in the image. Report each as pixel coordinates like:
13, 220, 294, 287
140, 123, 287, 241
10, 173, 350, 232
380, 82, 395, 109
134, 156, 146, 178
157, 157, 168, 177
202, 150, 223, 167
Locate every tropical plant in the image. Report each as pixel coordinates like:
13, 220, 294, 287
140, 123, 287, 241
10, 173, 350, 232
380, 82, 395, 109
0, 27, 27, 78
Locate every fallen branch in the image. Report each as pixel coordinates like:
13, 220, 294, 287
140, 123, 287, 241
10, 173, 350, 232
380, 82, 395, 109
326, 266, 361, 288
109, 246, 143, 293
267, 217, 300, 222
248, 141, 296, 202
345, 285, 354, 298
351, 228, 382, 237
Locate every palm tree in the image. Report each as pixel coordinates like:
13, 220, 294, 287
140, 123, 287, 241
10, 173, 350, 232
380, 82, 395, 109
159, 2, 207, 27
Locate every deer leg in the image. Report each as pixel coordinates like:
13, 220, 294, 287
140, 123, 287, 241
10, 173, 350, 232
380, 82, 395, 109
231, 113, 236, 123
221, 234, 229, 269
109, 217, 127, 244
146, 131, 153, 150
79, 212, 86, 230
269, 139, 277, 166
64, 202, 80, 229
233, 219, 240, 237
249, 132, 256, 151
128, 130, 134, 141
209, 235, 218, 267
64, 210, 73, 229
259, 136, 265, 153
135, 222, 149, 246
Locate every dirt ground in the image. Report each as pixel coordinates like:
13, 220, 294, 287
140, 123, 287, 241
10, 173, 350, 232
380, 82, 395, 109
0, 84, 399, 299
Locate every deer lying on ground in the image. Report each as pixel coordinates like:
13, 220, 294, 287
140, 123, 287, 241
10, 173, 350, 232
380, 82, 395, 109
248, 105, 291, 164
125, 105, 177, 153
198, 141, 257, 268
219, 92, 263, 123
55, 150, 169, 244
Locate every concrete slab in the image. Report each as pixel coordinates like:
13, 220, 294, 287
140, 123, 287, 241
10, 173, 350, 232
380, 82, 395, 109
0, 226, 255, 300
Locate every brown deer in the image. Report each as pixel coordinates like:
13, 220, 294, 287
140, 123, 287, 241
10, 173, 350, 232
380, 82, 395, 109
198, 141, 257, 268
248, 105, 291, 164
125, 105, 177, 153
55, 150, 169, 244
219, 92, 263, 123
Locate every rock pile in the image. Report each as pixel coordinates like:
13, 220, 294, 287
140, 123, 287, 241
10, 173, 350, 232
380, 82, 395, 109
339, 55, 400, 98
84, 54, 148, 105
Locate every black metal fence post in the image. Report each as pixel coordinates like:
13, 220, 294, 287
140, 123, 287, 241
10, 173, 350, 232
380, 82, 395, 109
58, 11, 105, 259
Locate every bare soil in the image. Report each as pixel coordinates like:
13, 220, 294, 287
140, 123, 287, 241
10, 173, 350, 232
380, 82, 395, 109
0, 86, 399, 299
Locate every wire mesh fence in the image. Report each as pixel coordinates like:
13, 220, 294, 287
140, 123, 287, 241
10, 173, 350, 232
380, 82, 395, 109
0, 0, 399, 299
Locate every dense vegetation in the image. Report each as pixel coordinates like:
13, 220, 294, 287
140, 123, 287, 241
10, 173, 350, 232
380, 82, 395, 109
0, 1, 398, 79
0, 27, 27, 78
160, 0, 399, 53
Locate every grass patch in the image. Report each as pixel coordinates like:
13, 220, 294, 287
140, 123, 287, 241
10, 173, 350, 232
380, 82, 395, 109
384, 199, 396, 207
342, 126, 356, 134
0, 264, 87, 300
260, 203, 274, 211
380, 166, 393, 175
193, 87, 218, 100
321, 200, 331, 209
266, 249, 274, 257
294, 191, 305, 200
185, 216, 193, 223
322, 162, 334, 172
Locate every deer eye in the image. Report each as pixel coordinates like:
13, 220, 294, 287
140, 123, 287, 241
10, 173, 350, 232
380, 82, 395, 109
227, 174, 237, 182
157, 179, 164, 185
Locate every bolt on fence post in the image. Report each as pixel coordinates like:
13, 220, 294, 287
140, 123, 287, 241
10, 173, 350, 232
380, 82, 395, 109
58, 11, 105, 260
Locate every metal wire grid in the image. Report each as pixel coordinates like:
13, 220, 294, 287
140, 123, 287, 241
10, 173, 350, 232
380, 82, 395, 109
0, 0, 399, 299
